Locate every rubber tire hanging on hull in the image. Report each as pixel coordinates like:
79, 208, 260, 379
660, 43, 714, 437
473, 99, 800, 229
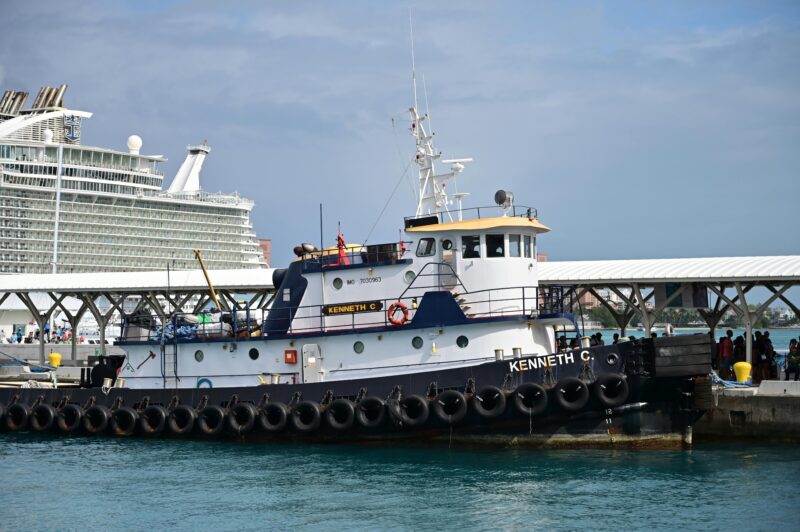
228, 403, 257, 435
83, 405, 111, 434
30, 404, 57, 432
593, 373, 629, 408
554, 377, 590, 412
471, 386, 507, 420
0, 403, 5, 425
513, 383, 548, 417
168, 405, 197, 435
4, 403, 31, 431
325, 399, 355, 431
110, 407, 139, 437
393, 395, 429, 428
139, 405, 168, 436
197, 405, 226, 436
57, 404, 83, 433
291, 401, 321, 433
258, 403, 289, 433
356, 397, 386, 429
432, 390, 467, 424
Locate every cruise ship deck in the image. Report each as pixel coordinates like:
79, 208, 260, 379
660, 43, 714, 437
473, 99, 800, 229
0, 85, 267, 274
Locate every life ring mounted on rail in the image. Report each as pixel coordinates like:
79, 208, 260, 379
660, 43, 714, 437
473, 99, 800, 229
387, 301, 409, 326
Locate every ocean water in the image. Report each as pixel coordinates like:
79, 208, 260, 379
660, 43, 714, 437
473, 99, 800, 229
1, 434, 797, 531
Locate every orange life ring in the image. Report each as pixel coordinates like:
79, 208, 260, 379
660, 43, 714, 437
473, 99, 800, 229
387, 301, 409, 326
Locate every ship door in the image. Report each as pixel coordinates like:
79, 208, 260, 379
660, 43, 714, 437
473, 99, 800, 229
301, 344, 323, 383
439, 237, 458, 289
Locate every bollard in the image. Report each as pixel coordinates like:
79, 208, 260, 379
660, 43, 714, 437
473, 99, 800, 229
494, 349, 504, 361
733, 361, 752, 384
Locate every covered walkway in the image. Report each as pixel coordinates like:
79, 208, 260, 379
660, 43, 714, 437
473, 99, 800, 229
0, 268, 275, 362
538, 256, 800, 363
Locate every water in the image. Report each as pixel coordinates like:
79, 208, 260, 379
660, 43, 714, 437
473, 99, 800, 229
1, 434, 798, 531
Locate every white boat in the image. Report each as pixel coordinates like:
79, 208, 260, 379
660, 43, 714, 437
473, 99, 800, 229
0, 85, 713, 449
0, 85, 266, 274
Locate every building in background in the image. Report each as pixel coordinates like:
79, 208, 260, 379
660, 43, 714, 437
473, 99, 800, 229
0, 85, 266, 273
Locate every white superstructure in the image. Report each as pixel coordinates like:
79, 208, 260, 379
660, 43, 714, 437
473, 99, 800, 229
0, 85, 266, 274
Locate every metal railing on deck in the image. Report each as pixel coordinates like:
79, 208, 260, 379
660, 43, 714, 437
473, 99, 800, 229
120, 284, 578, 342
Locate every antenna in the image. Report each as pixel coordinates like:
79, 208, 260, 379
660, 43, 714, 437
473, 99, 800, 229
410, 11, 418, 111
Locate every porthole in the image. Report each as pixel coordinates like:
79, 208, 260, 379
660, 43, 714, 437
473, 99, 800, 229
442, 239, 453, 250
404, 271, 416, 284
412, 336, 423, 349
456, 335, 469, 348
353, 341, 365, 354
333, 277, 343, 290
249, 348, 259, 360
194, 350, 204, 362
606, 353, 619, 366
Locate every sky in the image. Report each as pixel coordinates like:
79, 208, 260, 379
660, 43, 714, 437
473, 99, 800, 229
1, 1, 798, 269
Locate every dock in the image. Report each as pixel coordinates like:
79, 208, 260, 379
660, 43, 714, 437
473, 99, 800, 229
696, 382, 800, 441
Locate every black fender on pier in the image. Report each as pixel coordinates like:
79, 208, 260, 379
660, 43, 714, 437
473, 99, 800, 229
168, 405, 197, 435
325, 399, 355, 431
554, 377, 590, 412
470, 385, 507, 420
197, 405, 226, 436
83, 405, 111, 434
30, 404, 57, 432
139, 405, 168, 436
593, 374, 630, 408
355, 396, 386, 429
228, 403, 257, 435
432, 390, 468, 424
57, 404, 84, 433
111, 406, 139, 437
391, 394, 429, 428
291, 401, 321, 433
4, 403, 31, 431
513, 383, 548, 417
258, 402, 289, 433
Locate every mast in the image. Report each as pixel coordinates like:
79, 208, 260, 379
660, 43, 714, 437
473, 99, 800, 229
408, 16, 472, 221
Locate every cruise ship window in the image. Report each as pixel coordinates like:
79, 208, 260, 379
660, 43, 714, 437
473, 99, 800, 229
462, 235, 481, 258
486, 234, 505, 258
524, 235, 532, 258
416, 238, 436, 257
509, 234, 521, 257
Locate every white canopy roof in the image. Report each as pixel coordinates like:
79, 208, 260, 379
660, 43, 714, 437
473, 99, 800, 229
538, 256, 800, 285
0, 268, 275, 293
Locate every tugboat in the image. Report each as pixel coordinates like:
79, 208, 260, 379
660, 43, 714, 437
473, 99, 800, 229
0, 99, 713, 448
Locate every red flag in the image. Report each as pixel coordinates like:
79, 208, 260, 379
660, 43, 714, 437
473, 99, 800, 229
337, 223, 350, 266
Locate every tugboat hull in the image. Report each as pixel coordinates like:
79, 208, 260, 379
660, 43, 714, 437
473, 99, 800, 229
0, 337, 712, 449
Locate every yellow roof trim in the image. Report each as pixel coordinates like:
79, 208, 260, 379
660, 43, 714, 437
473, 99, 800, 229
406, 216, 551, 234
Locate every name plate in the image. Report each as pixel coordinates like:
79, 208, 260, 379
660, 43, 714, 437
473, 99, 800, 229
322, 300, 384, 316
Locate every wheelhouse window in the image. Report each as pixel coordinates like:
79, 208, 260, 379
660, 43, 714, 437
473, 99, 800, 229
486, 234, 505, 258
524, 235, 532, 258
509, 234, 521, 257
416, 238, 436, 257
462, 235, 481, 258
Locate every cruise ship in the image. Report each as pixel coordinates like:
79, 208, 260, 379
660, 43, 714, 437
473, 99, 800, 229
0, 85, 266, 274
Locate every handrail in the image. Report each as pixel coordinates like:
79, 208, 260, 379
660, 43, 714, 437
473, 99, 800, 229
121, 283, 579, 342
404, 204, 539, 225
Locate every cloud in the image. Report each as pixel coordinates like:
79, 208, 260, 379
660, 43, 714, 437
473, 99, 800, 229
1, 0, 798, 266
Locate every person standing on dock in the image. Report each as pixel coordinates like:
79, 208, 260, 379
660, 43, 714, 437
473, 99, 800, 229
719, 330, 734, 380
786, 340, 799, 381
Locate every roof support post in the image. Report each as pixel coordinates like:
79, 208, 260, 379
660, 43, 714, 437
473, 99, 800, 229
15, 292, 51, 364
734, 283, 753, 364
632, 283, 653, 336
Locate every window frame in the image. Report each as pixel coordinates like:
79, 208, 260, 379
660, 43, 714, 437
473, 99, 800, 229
486, 233, 505, 258
415, 237, 437, 257
461, 235, 481, 259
